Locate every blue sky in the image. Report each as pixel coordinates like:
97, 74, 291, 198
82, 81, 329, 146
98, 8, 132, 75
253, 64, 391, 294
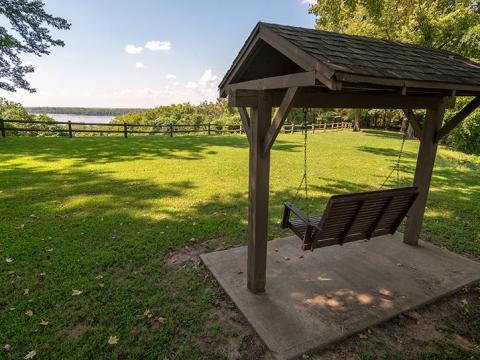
1, 0, 316, 108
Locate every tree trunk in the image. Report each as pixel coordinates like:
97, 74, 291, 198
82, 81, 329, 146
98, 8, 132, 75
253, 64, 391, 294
353, 109, 361, 132
407, 123, 415, 138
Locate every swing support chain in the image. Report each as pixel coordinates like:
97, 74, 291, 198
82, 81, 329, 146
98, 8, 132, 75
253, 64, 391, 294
292, 108, 310, 216
379, 118, 409, 189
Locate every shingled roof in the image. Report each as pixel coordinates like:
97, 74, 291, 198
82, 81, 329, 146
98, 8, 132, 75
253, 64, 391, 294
220, 22, 480, 97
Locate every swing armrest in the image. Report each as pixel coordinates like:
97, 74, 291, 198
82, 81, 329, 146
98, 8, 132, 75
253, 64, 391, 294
283, 202, 310, 224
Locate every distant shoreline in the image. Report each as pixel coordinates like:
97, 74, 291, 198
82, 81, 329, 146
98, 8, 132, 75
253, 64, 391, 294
26, 107, 148, 116
39, 113, 117, 124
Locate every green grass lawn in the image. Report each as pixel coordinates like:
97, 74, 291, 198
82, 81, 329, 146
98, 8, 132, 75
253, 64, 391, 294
1, 131, 479, 359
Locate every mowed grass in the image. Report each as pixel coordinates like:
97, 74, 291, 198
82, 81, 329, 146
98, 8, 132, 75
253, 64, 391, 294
0, 130, 479, 359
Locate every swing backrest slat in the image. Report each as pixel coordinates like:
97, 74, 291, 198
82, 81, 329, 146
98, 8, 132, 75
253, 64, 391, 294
311, 187, 418, 249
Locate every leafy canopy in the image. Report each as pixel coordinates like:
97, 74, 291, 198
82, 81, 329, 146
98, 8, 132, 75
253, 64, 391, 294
0, 0, 70, 92
309, 0, 480, 59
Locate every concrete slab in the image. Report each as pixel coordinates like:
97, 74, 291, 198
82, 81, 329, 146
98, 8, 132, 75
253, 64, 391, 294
201, 233, 480, 359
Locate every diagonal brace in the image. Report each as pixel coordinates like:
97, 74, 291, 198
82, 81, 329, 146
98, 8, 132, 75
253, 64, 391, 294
263, 87, 299, 154
435, 96, 480, 143
239, 107, 251, 143
402, 109, 423, 138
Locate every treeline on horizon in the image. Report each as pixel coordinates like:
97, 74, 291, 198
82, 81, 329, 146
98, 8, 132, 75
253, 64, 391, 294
2, 97, 480, 154
27, 107, 148, 116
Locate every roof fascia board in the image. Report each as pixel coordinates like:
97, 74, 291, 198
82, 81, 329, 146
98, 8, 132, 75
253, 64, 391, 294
219, 23, 262, 95
336, 72, 480, 94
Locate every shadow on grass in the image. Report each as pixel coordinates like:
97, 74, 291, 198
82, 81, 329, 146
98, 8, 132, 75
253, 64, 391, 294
0, 137, 479, 358
0, 135, 301, 165
362, 129, 410, 140
357, 146, 417, 160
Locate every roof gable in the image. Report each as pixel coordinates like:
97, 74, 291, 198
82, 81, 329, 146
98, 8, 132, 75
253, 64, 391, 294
220, 22, 480, 96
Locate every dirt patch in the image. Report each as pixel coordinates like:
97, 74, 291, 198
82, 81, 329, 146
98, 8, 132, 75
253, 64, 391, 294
166, 238, 227, 268
207, 293, 266, 360
59, 323, 88, 343
311, 286, 480, 359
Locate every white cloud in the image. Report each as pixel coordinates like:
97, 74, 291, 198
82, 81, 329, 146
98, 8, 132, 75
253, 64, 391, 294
135, 62, 146, 69
4, 68, 222, 108
166, 74, 177, 80
125, 44, 143, 54
185, 81, 199, 89
199, 69, 219, 86
302, 0, 316, 4
145, 40, 172, 51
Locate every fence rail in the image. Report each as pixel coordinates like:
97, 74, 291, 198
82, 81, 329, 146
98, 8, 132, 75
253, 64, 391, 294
0, 118, 352, 138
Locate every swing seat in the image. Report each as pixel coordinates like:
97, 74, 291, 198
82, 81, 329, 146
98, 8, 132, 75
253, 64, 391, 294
281, 187, 419, 251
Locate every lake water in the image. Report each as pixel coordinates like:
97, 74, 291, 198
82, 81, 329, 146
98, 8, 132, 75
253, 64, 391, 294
46, 114, 115, 124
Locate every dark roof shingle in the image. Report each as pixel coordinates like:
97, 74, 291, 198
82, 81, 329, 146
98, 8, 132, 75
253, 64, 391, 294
262, 23, 480, 87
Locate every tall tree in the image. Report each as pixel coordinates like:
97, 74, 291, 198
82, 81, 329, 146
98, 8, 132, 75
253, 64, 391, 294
0, 0, 70, 92
309, 0, 479, 58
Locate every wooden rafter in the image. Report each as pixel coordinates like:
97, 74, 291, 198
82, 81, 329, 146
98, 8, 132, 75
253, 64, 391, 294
258, 25, 338, 90
263, 87, 299, 154
435, 96, 480, 143
227, 71, 316, 92
402, 109, 423, 138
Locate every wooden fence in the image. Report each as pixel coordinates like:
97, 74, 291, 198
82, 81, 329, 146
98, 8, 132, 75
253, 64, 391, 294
0, 118, 352, 138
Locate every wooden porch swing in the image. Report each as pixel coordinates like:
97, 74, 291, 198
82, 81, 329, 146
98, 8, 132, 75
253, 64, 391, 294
280, 109, 419, 250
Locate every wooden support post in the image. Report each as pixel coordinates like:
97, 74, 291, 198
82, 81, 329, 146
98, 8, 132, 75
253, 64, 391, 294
208, 123, 211, 135
247, 91, 272, 293
404, 103, 446, 246
123, 123, 128, 138
0, 119, 5, 138
169, 124, 173, 137
68, 121, 73, 138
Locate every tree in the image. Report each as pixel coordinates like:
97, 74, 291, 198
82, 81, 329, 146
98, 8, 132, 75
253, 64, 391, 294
309, 0, 480, 134
0, 0, 70, 92
353, 109, 361, 132
309, 0, 479, 58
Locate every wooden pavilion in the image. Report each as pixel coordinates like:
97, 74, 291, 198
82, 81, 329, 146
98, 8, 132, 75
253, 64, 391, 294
202, 23, 480, 358
218, 22, 480, 294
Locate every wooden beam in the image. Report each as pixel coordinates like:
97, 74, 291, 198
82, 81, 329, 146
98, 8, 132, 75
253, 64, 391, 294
227, 72, 316, 92
247, 91, 272, 293
229, 89, 451, 109
239, 107, 251, 143
435, 96, 480, 142
263, 87, 299, 154
402, 109, 423, 138
404, 102, 446, 246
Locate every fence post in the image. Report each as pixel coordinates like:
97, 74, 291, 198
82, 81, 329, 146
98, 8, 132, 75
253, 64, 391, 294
208, 123, 211, 135
311, 123, 315, 134
291, 123, 295, 134
123, 123, 128, 138
169, 123, 173, 137
68, 121, 73, 138
324, 123, 327, 132
0, 119, 5, 138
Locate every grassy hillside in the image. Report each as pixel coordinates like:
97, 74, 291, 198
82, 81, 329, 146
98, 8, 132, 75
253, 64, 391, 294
0, 131, 479, 358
